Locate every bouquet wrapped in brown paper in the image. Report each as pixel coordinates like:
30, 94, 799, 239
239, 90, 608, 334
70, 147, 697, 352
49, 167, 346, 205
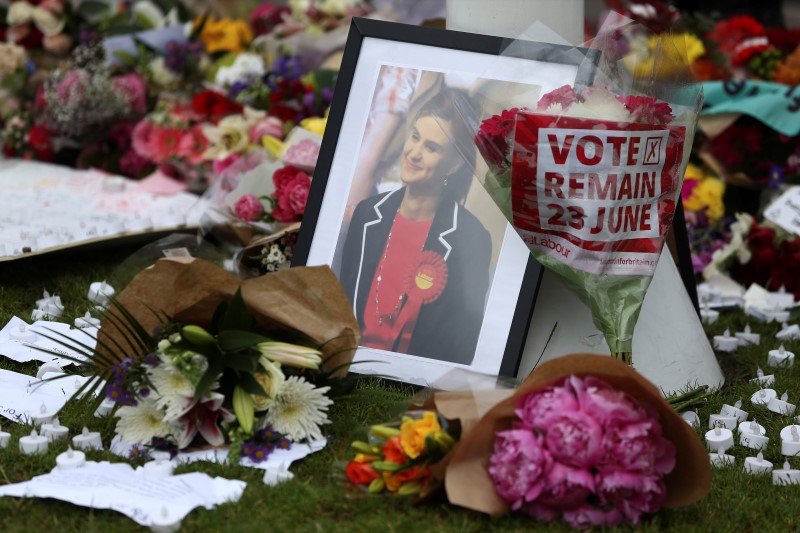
344, 354, 710, 529
50, 258, 359, 461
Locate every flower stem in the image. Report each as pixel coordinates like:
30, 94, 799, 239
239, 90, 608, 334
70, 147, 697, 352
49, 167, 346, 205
611, 351, 632, 366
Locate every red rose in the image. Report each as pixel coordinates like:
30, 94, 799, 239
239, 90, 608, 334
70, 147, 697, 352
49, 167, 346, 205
475, 107, 519, 171
268, 103, 302, 124
192, 90, 243, 122
28, 125, 53, 161
381, 437, 408, 465
344, 460, 379, 485
271, 165, 311, 222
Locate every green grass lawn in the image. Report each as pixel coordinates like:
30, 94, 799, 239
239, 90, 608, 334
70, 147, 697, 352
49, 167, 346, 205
2, 245, 800, 532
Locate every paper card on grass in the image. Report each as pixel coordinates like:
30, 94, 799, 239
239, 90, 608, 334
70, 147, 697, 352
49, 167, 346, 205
764, 186, 800, 237
110, 435, 327, 471
0, 316, 95, 366
0, 461, 246, 527
0, 368, 91, 424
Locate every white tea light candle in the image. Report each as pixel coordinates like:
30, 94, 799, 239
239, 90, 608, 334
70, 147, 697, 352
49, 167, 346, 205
777, 322, 800, 342
56, 447, 86, 470
142, 458, 174, 479
705, 426, 734, 452
87, 281, 115, 307
74, 312, 101, 329
750, 367, 775, 386
0, 425, 10, 448
681, 411, 700, 427
41, 418, 69, 441
710, 448, 736, 468
713, 329, 739, 352
751, 388, 778, 406
94, 399, 115, 417
19, 429, 49, 455
72, 427, 102, 451
721, 400, 749, 423
767, 345, 795, 368
772, 460, 800, 485
709, 412, 738, 430
740, 420, 770, 450
770, 286, 795, 310
700, 304, 719, 325
30, 402, 56, 426
768, 391, 797, 415
744, 452, 773, 475
150, 506, 181, 533
735, 324, 760, 346
9, 323, 37, 343
780, 425, 800, 456
763, 308, 791, 323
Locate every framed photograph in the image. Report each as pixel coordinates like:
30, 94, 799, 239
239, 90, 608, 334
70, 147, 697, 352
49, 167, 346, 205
294, 18, 598, 387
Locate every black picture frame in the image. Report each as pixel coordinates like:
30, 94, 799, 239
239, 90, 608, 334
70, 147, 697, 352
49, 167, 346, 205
294, 18, 601, 387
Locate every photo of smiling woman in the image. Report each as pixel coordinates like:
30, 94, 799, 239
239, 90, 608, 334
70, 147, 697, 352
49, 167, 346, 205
338, 88, 491, 365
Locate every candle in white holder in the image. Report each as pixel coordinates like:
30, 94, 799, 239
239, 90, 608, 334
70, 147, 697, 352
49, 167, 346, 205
735, 324, 760, 346
700, 304, 719, 325
142, 458, 174, 479
750, 367, 775, 386
713, 329, 739, 352
708, 410, 738, 430
150, 506, 182, 533
780, 425, 800, 456
56, 447, 86, 470
698, 283, 722, 304
710, 448, 736, 468
751, 388, 778, 406
30, 402, 57, 426
41, 417, 69, 441
19, 429, 49, 455
87, 281, 115, 307
768, 391, 797, 415
74, 312, 101, 329
740, 419, 770, 450
0, 424, 10, 448
9, 323, 37, 343
777, 322, 800, 342
41, 296, 64, 319
72, 426, 103, 451
35, 290, 51, 308
773, 460, 800, 485
767, 345, 795, 368
744, 452, 773, 475
94, 399, 115, 417
763, 308, 791, 323
705, 425, 734, 452
681, 411, 700, 427
721, 400, 749, 423
770, 286, 796, 310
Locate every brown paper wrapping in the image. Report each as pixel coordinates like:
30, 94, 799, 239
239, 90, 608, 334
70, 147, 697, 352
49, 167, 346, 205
432, 354, 711, 516
97, 258, 359, 376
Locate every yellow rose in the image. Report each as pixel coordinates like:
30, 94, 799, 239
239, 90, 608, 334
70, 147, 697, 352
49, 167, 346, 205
300, 116, 327, 136
399, 411, 441, 460
197, 17, 253, 55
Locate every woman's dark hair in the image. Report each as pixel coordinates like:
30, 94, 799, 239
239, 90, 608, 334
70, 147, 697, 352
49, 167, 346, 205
413, 89, 478, 205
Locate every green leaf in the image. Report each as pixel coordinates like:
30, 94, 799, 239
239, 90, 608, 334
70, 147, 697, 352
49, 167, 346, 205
194, 361, 224, 401
237, 372, 267, 398
312, 69, 338, 91
76, 0, 109, 19
223, 353, 260, 372
135, 10, 157, 30
217, 330, 271, 352
218, 288, 253, 332
113, 50, 139, 66
232, 385, 254, 434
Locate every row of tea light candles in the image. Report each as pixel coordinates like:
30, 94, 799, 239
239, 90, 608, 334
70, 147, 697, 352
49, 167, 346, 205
23, 282, 115, 325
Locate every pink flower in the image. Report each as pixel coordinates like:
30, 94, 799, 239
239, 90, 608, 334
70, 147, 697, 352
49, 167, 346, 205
272, 165, 311, 222
119, 148, 152, 177
601, 419, 676, 475
595, 470, 666, 525
283, 138, 320, 173
516, 380, 579, 427
113, 74, 148, 115
178, 125, 210, 164
543, 410, 604, 468
175, 392, 235, 448
488, 429, 552, 510
149, 126, 184, 163
621, 96, 674, 124
212, 154, 240, 176
537, 85, 580, 111
249, 116, 284, 143
534, 462, 595, 511
55, 69, 88, 102
578, 376, 650, 426
235, 194, 265, 222
562, 505, 622, 529
132, 120, 156, 159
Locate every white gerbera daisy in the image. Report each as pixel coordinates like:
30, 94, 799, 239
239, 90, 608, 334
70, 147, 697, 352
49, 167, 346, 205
149, 359, 194, 422
115, 398, 181, 445
262, 376, 332, 442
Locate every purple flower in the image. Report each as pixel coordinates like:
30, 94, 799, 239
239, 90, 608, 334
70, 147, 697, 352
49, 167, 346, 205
144, 352, 160, 367
488, 429, 552, 510
277, 437, 291, 450
164, 40, 188, 73
106, 385, 122, 402
138, 387, 151, 398
128, 444, 150, 461
321, 88, 333, 102
248, 444, 272, 463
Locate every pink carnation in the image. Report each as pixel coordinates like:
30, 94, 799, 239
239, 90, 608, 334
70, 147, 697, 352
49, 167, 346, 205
271, 165, 311, 222
235, 194, 265, 222
131, 120, 156, 159
488, 429, 552, 510
178, 125, 210, 164
149, 126, 184, 164
213, 154, 240, 176
621, 96, 674, 124
537, 85, 580, 111
595, 470, 666, 525
113, 74, 148, 115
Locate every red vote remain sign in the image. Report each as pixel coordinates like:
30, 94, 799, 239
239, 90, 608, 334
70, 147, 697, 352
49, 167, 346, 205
510, 112, 686, 276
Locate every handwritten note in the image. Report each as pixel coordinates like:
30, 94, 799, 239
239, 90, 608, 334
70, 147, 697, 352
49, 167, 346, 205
765, 186, 800, 237
0, 316, 94, 366
0, 368, 92, 424
0, 461, 246, 527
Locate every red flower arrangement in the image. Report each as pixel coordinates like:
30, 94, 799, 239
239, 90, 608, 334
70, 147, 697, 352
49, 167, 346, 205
474, 107, 520, 171
272, 165, 311, 222
731, 222, 800, 299
192, 90, 244, 123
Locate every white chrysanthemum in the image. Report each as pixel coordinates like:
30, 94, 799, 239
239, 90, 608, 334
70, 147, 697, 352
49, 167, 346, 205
541, 102, 564, 116
215, 53, 266, 87
262, 376, 332, 442
149, 359, 194, 422
566, 89, 632, 122
115, 398, 181, 445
